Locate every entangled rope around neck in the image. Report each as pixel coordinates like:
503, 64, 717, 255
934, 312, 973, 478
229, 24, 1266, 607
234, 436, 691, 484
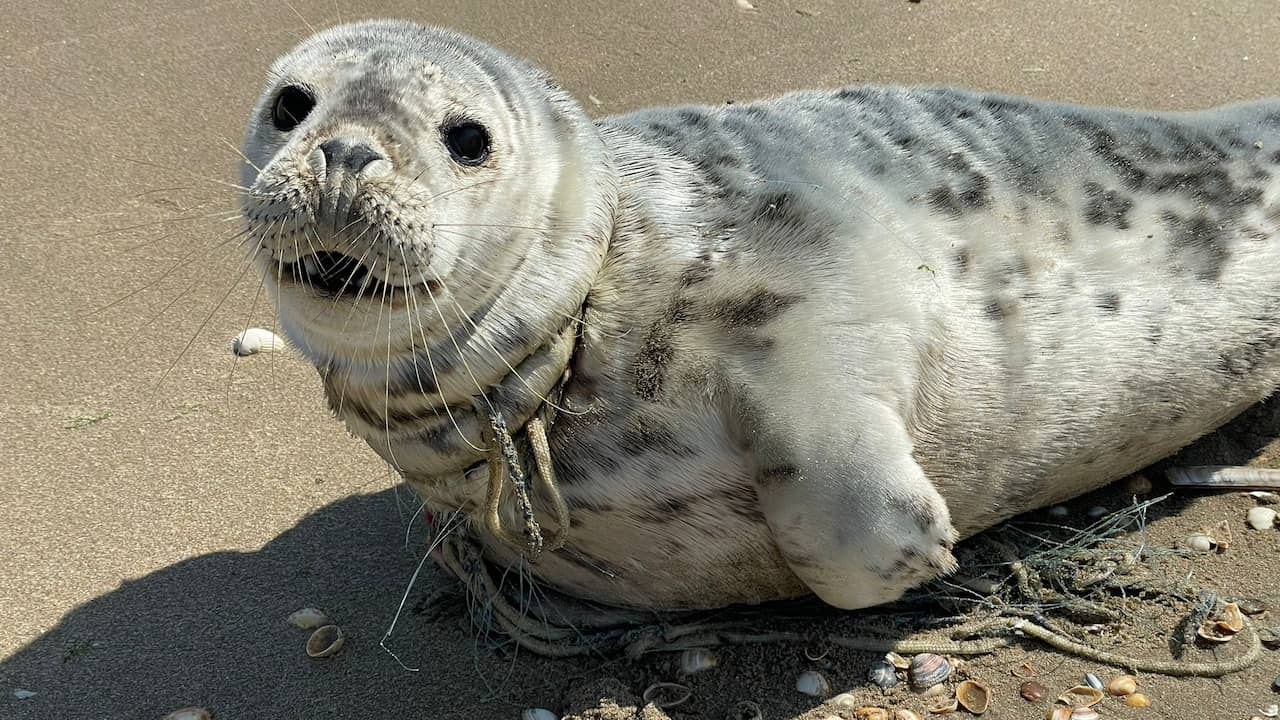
481, 404, 571, 562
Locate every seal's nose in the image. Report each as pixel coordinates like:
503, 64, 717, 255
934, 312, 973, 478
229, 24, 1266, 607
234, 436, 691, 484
318, 137, 384, 174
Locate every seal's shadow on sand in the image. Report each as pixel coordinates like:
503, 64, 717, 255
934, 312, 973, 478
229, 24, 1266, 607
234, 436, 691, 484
4, 399, 1278, 720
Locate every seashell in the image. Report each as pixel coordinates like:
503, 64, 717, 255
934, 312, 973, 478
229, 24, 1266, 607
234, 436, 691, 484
1124, 692, 1151, 708
1273, 674, 1280, 692
1082, 672, 1103, 690
867, 659, 899, 688
804, 645, 830, 661
1011, 662, 1037, 678
886, 651, 910, 669
1105, 674, 1137, 696
1020, 680, 1047, 701
894, 712, 924, 720
680, 648, 719, 675
854, 708, 889, 720
795, 670, 831, 698
13, 690, 37, 700
287, 607, 329, 630
908, 653, 951, 689
305, 624, 344, 658
1057, 685, 1104, 708
1234, 597, 1269, 616
162, 710, 211, 720
926, 698, 958, 714
1069, 710, 1100, 720
643, 682, 692, 709
956, 680, 991, 715
1167, 465, 1280, 489
1184, 533, 1216, 552
922, 684, 949, 699
726, 700, 762, 720
1047, 505, 1069, 519
1262, 704, 1280, 718
829, 693, 859, 710
1248, 507, 1278, 530
1250, 491, 1280, 504
522, 710, 557, 720
1198, 621, 1235, 644
1045, 709, 1072, 720
1221, 601, 1246, 632
231, 328, 287, 356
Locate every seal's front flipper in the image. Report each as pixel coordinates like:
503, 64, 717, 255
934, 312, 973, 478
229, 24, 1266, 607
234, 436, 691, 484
750, 398, 958, 609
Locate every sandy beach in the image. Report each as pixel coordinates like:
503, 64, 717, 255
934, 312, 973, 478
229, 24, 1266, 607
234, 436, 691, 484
5, 1, 1280, 717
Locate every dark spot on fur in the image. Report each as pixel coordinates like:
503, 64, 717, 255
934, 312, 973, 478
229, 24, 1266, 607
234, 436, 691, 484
981, 300, 1005, 321
1270, 149, 1280, 165
953, 246, 972, 274
1082, 182, 1134, 230
1146, 323, 1164, 344
631, 322, 676, 401
1066, 117, 1149, 189
835, 87, 870, 102
759, 465, 802, 487
618, 415, 693, 457
1146, 166, 1262, 210
1096, 292, 1121, 313
679, 252, 714, 286
1164, 211, 1232, 282
711, 288, 800, 328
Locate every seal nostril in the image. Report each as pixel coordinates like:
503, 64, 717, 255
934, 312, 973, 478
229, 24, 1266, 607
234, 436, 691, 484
318, 138, 385, 173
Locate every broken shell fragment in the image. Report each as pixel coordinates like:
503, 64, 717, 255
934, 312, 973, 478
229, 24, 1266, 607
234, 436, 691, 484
956, 680, 991, 714
1069, 710, 1100, 720
162, 709, 211, 720
1263, 704, 1280, 718
1012, 662, 1037, 678
795, 670, 831, 698
643, 682, 692, 709
287, 607, 329, 630
305, 624, 344, 658
1020, 681, 1048, 701
1046, 709, 1072, 720
1057, 685, 1104, 708
522, 710, 557, 720
829, 693, 859, 710
231, 328, 287, 356
1198, 621, 1235, 644
854, 708, 889, 720
727, 700, 762, 720
908, 653, 951, 689
1249, 507, 1278, 530
1105, 674, 1138, 696
1184, 533, 1216, 552
868, 659, 899, 688
886, 651, 910, 669
680, 648, 719, 675
926, 698, 958, 714
1222, 602, 1246, 632
894, 711, 924, 720
1082, 673, 1103, 690
1124, 692, 1151, 708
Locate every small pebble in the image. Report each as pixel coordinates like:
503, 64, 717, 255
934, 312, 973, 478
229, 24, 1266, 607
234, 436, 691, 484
796, 670, 831, 698
1185, 533, 1215, 552
13, 690, 37, 700
1082, 672, 1103, 690
1020, 680, 1047, 701
1249, 507, 1278, 530
1234, 597, 1269, 616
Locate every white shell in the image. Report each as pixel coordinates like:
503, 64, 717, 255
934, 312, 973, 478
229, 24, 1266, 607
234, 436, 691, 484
231, 327, 287, 356
161, 709, 211, 720
829, 693, 859, 709
287, 607, 330, 630
1250, 491, 1280, 505
642, 682, 692, 709
13, 690, 37, 700
521, 710, 557, 720
795, 670, 832, 697
680, 648, 719, 674
305, 624, 344, 658
1184, 533, 1216, 552
1261, 704, 1279, 718
1249, 507, 1277, 530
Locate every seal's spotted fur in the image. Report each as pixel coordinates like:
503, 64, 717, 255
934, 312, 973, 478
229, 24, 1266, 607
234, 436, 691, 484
242, 20, 1280, 611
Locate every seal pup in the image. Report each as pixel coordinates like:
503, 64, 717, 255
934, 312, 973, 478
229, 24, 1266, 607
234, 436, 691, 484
241, 19, 1280, 612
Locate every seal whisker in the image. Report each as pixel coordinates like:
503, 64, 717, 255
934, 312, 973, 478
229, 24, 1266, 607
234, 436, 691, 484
379, 507, 466, 672
415, 255, 499, 415
224, 250, 272, 407
379, 253, 405, 470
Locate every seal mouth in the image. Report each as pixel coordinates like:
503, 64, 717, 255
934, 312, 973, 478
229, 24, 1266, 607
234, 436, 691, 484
279, 251, 438, 299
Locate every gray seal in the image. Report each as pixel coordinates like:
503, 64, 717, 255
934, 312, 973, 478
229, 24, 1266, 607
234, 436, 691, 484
241, 19, 1280, 612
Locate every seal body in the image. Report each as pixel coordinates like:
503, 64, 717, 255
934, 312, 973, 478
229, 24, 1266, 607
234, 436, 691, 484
242, 20, 1280, 612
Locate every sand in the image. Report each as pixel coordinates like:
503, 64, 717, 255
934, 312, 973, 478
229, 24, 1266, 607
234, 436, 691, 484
3, 0, 1280, 718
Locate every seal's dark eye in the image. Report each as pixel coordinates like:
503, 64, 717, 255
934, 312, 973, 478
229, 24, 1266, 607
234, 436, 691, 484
272, 85, 315, 132
443, 122, 490, 166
